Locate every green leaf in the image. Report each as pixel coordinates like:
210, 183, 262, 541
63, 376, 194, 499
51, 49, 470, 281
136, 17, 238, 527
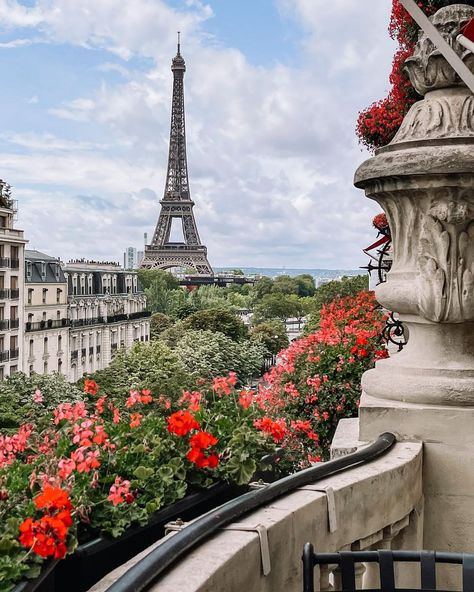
133, 466, 154, 480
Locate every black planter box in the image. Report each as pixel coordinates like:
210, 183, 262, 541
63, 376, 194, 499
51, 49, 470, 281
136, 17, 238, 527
13, 481, 245, 592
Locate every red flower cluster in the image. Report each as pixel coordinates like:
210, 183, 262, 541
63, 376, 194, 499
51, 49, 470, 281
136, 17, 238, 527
373, 213, 389, 231
212, 372, 237, 396
107, 476, 133, 506
187, 431, 219, 468
83, 379, 99, 396
254, 417, 287, 443
0, 424, 32, 469
167, 410, 200, 436
256, 292, 386, 465
126, 389, 153, 408
19, 487, 73, 559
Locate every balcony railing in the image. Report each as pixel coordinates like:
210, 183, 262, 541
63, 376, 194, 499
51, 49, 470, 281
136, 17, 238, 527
10, 289, 19, 299
70, 317, 104, 328
26, 319, 68, 332
10, 259, 19, 270
0, 350, 9, 362
0, 320, 9, 331
9, 348, 19, 360
0, 289, 10, 299
0, 258, 9, 268
107, 314, 128, 323
128, 310, 152, 320
10, 319, 19, 329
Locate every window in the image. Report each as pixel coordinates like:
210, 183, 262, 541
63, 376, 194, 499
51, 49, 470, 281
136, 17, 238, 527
11, 247, 18, 259
42, 288, 48, 304
28, 313, 33, 323
43, 337, 48, 355
26, 261, 32, 280
29, 339, 33, 358
42, 312, 46, 322
10, 335, 17, 350
88, 275, 93, 295
10, 276, 18, 290
56, 288, 62, 304
58, 359, 62, 374
58, 335, 62, 351
29, 365, 33, 377
10, 306, 17, 320
43, 361, 48, 374
56, 311, 61, 320
55, 264, 60, 280
27, 288, 33, 304
40, 262, 46, 279
0, 366, 3, 380
72, 275, 78, 296
10, 365, 17, 375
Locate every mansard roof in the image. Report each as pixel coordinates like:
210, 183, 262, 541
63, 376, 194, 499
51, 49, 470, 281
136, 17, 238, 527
25, 250, 66, 284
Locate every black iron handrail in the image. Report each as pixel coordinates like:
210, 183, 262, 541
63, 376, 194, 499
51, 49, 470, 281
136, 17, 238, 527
104, 432, 396, 592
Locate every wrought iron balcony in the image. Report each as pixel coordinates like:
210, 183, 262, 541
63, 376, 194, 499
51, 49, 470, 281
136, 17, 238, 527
70, 317, 104, 328
0, 350, 9, 362
0, 320, 9, 331
25, 319, 68, 332
10, 258, 19, 270
9, 348, 19, 360
10, 319, 19, 329
0, 289, 10, 299
0, 258, 9, 268
107, 313, 128, 323
128, 310, 152, 320
9, 289, 19, 299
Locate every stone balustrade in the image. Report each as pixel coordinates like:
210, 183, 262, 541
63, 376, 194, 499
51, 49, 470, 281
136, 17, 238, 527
90, 441, 422, 592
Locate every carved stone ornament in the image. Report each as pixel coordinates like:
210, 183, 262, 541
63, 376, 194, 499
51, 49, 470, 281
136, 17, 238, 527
354, 4, 474, 405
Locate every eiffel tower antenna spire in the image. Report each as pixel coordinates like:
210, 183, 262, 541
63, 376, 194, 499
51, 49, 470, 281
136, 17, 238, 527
140, 41, 213, 275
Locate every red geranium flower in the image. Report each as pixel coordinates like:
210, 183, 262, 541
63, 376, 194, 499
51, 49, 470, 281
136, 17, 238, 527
34, 486, 72, 513
83, 379, 99, 395
189, 431, 218, 450
167, 411, 200, 437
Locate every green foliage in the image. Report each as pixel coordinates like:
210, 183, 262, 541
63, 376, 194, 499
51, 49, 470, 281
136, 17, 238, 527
137, 269, 179, 291
250, 320, 289, 355
182, 307, 248, 341
0, 373, 84, 430
304, 275, 369, 333
174, 330, 266, 382
150, 313, 174, 339
253, 276, 274, 300
90, 341, 190, 401
272, 275, 300, 295
253, 293, 311, 323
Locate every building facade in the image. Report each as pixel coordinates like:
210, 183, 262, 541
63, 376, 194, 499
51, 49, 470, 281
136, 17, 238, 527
24, 250, 69, 376
63, 260, 150, 382
0, 181, 27, 380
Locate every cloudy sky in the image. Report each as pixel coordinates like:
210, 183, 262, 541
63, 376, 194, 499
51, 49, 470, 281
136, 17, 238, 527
0, 0, 396, 269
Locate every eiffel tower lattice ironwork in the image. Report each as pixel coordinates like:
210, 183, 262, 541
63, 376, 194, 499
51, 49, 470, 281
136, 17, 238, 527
141, 35, 213, 275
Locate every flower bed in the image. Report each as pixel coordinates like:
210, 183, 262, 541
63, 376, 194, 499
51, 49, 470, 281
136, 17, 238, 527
256, 292, 387, 471
0, 375, 273, 591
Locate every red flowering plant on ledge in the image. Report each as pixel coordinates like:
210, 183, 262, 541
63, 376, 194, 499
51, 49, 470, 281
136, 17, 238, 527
256, 292, 387, 471
0, 375, 272, 590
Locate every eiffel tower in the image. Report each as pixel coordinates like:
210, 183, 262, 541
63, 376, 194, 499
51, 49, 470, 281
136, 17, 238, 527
141, 35, 213, 275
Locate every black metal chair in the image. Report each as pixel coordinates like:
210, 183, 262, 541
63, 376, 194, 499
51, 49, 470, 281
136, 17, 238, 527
302, 544, 474, 592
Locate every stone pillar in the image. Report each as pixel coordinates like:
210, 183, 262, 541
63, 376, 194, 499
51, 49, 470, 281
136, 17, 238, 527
355, 3, 474, 563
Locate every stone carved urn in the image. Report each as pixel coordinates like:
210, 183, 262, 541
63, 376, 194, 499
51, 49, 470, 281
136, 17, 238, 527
355, 4, 474, 405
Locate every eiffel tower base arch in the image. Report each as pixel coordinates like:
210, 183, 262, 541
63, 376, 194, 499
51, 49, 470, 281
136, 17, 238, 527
140, 246, 213, 275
